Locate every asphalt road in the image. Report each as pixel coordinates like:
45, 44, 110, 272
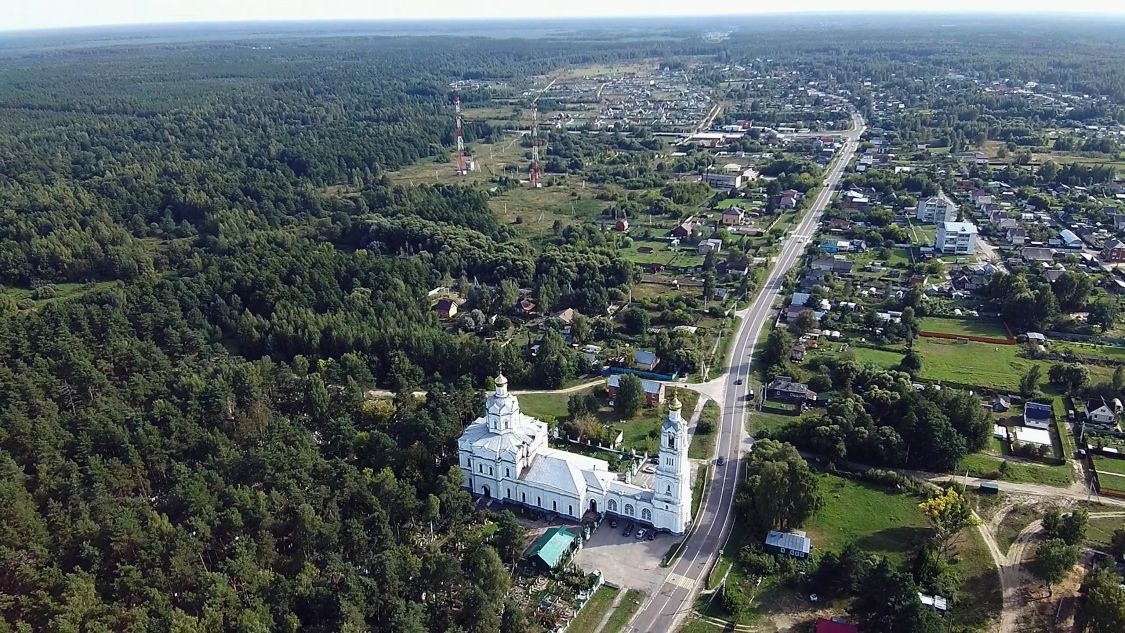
627, 108, 866, 633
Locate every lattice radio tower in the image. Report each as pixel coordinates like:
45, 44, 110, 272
453, 94, 467, 176
529, 103, 542, 188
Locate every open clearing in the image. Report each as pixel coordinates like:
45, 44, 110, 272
917, 316, 1011, 339
804, 473, 931, 564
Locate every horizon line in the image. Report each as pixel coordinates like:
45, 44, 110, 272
5, 9, 1125, 37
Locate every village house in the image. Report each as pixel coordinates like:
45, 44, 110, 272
721, 207, 745, 226
1023, 402, 1053, 430
672, 217, 696, 237
434, 298, 459, 319
614, 218, 629, 232
766, 376, 818, 403
607, 374, 665, 406
698, 238, 723, 255
1086, 397, 1120, 427
1101, 238, 1125, 263
810, 256, 853, 274
633, 350, 660, 372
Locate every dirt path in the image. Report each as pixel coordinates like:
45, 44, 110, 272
982, 509, 1125, 633
592, 587, 626, 632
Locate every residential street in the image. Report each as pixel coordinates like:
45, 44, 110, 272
626, 105, 866, 633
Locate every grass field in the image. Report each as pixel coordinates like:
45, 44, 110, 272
848, 339, 1114, 392
1093, 455, 1125, 476
565, 584, 620, 633
949, 528, 1003, 629
804, 473, 931, 564
604, 589, 645, 632
958, 453, 1074, 487
1050, 341, 1125, 363
917, 317, 1011, 339
1096, 470, 1125, 493
1086, 516, 1125, 552
1, 280, 119, 310
489, 182, 611, 239
688, 400, 720, 459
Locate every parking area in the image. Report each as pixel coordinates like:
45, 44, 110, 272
573, 517, 670, 592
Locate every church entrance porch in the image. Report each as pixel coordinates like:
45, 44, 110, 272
482, 485, 490, 499
588, 499, 597, 513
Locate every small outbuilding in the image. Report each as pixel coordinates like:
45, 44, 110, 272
764, 530, 811, 559
525, 526, 580, 570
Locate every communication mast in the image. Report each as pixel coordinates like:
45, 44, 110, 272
453, 94, 467, 176
529, 103, 542, 188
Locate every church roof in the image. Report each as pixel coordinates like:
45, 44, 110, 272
521, 448, 612, 496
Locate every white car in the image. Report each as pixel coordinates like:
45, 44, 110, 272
635, 529, 647, 540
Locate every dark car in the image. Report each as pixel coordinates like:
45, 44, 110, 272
623, 522, 633, 537
716, 456, 725, 466
735, 378, 744, 385
646, 531, 655, 541
609, 518, 618, 528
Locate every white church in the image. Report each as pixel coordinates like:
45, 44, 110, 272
458, 374, 693, 534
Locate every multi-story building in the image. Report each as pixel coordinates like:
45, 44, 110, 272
916, 196, 956, 223
935, 221, 978, 255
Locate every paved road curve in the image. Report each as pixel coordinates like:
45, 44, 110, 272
627, 106, 866, 633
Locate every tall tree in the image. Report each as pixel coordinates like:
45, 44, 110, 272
735, 439, 822, 533
1077, 567, 1125, 632
1031, 538, 1080, 596
615, 374, 646, 419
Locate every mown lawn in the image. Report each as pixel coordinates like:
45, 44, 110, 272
804, 473, 932, 565
1092, 455, 1125, 476
565, 584, 620, 633
958, 453, 1073, 487
917, 316, 1010, 339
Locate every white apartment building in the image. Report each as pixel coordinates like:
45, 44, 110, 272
935, 221, 978, 255
917, 196, 956, 223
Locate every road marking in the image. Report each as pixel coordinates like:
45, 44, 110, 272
667, 573, 695, 589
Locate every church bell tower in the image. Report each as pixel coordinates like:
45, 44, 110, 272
654, 396, 692, 521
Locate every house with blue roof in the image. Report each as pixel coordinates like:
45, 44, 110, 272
633, 350, 660, 372
1023, 402, 1053, 430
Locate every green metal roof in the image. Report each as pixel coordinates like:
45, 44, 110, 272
526, 526, 578, 568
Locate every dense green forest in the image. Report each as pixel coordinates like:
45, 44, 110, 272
1, 17, 1124, 631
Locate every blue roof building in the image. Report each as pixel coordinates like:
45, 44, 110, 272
1024, 402, 1053, 430
1059, 229, 1082, 248
764, 530, 812, 559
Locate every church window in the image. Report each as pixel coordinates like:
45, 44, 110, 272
505, 468, 510, 478
667, 485, 672, 495
642, 508, 652, 521
668, 434, 676, 449
506, 489, 511, 498
522, 492, 526, 503
568, 505, 572, 516
489, 467, 493, 476
552, 501, 557, 512
479, 464, 483, 473
537, 496, 542, 507
608, 499, 618, 512
625, 504, 634, 516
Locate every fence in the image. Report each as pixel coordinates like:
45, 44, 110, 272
917, 331, 1016, 345
603, 367, 680, 382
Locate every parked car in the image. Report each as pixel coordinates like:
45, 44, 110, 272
609, 518, 618, 528
623, 522, 633, 537
635, 529, 647, 540
646, 531, 655, 541
716, 456, 725, 466
735, 378, 744, 385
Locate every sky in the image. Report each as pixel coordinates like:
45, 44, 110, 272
4, 0, 1125, 32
